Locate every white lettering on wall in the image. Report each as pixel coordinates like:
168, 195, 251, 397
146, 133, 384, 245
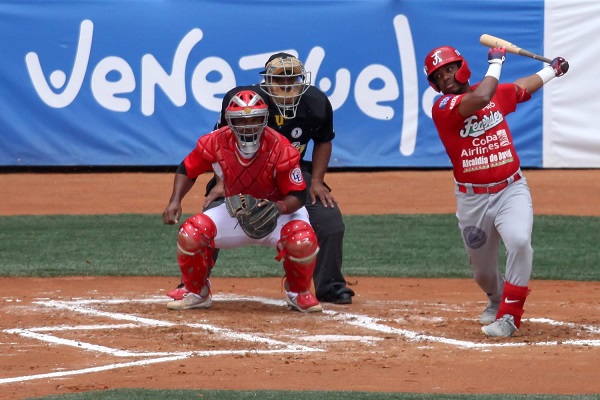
25, 17, 420, 155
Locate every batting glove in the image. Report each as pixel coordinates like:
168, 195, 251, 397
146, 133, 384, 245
488, 47, 506, 65
550, 57, 568, 77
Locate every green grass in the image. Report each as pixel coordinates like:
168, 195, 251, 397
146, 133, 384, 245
1, 214, 599, 280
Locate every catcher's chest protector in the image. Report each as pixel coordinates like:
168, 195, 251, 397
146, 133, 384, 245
215, 132, 283, 199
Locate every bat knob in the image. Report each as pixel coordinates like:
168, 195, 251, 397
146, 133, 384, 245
551, 57, 569, 77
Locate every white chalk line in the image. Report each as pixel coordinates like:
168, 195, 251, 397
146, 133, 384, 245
325, 311, 600, 349
1, 294, 599, 385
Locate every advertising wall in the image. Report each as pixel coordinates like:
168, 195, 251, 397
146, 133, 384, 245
0, 0, 597, 168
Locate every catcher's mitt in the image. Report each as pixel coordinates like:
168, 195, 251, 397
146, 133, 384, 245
225, 194, 280, 239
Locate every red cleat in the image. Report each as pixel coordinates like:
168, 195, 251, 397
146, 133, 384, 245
285, 289, 323, 313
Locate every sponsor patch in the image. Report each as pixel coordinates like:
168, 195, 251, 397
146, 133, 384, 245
462, 226, 487, 249
290, 166, 304, 185
438, 96, 451, 109
449, 96, 458, 109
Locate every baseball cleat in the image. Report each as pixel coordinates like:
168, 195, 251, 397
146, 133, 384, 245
166, 280, 212, 310
479, 301, 500, 325
285, 290, 323, 313
167, 279, 211, 301
481, 314, 517, 337
318, 285, 355, 304
167, 292, 212, 310
167, 283, 187, 300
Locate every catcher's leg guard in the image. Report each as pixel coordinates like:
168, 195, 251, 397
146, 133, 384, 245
276, 220, 319, 293
176, 214, 216, 295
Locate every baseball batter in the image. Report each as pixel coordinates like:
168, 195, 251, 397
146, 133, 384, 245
424, 45, 569, 336
162, 90, 322, 313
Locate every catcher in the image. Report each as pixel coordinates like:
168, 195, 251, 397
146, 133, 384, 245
161, 89, 322, 313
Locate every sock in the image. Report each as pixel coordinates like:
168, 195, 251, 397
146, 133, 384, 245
496, 282, 530, 328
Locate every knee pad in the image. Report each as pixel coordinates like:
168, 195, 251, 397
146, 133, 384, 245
276, 220, 319, 263
177, 213, 217, 256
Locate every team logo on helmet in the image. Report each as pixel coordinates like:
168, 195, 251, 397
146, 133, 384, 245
431, 50, 443, 66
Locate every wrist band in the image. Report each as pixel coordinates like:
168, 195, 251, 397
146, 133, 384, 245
485, 63, 502, 80
536, 66, 555, 84
276, 201, 287, 214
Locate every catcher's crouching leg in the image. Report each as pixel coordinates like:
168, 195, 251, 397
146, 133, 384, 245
168, 214, 216, 310
276, 220, 322, 313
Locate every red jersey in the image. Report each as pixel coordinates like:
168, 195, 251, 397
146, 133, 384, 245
432, 83, 531, 184
182, 126, 305, 200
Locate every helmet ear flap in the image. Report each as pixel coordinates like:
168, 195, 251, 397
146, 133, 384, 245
454, 60, 471, 84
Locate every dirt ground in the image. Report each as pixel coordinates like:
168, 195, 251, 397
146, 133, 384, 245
0, 170, 599, 399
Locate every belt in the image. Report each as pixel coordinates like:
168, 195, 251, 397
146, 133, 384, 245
457, 171, 522, 195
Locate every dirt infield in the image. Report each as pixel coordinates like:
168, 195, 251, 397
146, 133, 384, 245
1, 170, 599, 399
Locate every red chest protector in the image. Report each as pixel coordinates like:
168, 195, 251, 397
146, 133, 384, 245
201, 127, 300, 200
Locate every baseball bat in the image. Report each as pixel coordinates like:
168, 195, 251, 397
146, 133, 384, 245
479, 34, 569, 72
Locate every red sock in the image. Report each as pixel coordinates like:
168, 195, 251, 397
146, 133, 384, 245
496, 282, 530, 328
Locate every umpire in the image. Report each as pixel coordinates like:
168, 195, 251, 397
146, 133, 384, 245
206, 52, 354, 304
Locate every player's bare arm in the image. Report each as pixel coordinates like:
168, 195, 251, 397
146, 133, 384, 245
456, 77, 499, 117
311, 141, 336, 207
163, 172, 196, 224
277, 190, 305, 215
457, 47, 505, 117
204, 175, 225, 209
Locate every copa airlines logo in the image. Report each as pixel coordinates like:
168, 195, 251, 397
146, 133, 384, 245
459, 111, 504, 138
25, 16, 420, 155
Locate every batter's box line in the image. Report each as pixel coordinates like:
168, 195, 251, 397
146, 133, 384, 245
40, 296, 600, 348
528, 317, 600, 334
326, 311, 600, 349
9, 299, 322, 355
0, 297, 323, 385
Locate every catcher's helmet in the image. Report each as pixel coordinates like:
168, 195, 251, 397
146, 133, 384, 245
260, 52, 311, 119
423, 46, 471, 92
225, 90, 269, 157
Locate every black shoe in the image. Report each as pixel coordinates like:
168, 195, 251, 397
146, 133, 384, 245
318, 286, 355, 304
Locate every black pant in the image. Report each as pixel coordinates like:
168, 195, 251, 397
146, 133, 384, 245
301, 170, 347, 298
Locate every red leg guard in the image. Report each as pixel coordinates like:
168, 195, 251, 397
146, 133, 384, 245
496, 282, 530, 328
276, 220, 319, 293
176, 214, 216, 295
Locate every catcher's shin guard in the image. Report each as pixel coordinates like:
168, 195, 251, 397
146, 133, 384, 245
496, 282, 530, 328
276, 220, 319, 292
176, 214, 217, 295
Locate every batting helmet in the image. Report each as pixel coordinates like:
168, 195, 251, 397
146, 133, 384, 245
225, 90, 269, 157
423, 46, 471, 92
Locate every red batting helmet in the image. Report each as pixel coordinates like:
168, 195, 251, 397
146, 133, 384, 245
423, 46, 471, 92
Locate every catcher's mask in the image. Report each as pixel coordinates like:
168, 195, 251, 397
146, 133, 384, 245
225, 90, 269, 157
259, 52, 311, 119
423, 45, 471, 92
